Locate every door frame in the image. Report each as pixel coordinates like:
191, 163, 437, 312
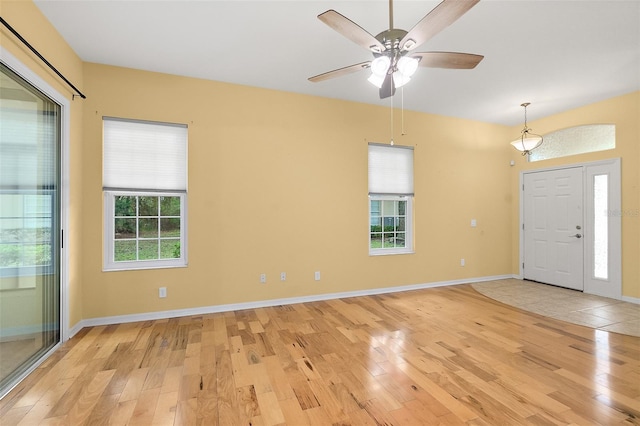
518, 158, 622, 299
0, 47, 71, 382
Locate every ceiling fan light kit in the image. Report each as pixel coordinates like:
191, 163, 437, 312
368, 56, 391, 87
309, 0, 484, 99
511, 102, 544, 156
368, 74, 385, 89
397, 57, 419, 77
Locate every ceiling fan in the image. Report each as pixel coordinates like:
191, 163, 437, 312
309, 0, 484, 99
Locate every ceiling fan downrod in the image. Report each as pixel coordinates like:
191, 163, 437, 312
308, 0, 484, 100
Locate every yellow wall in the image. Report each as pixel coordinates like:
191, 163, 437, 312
1, 0, 85, 328
3, 1, 637, 331
509, 92, 640, 298
80, 63, 513, 319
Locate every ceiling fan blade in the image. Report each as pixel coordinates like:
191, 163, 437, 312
318, 10, 385, 53
308, 61, 371, 82
410, 52, 484, 69
379, 73, 396, 99
399, 0, 480, 52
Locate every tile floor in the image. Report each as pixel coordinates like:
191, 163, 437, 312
472, 278, 640, 337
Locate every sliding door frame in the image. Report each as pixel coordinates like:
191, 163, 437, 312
0, 47, 70, 394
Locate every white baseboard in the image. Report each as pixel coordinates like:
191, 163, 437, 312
67, 321, 85, 339
621, 294, 640, 305
67, 274, 511, 339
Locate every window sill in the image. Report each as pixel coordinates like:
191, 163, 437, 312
103, 261, 187, 272
369, 250, 414, 257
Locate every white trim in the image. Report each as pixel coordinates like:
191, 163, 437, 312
69, 275, 511, 333
103, 191, 188, 271
621, 295, 640, 305
518, 158, 623, 299
369, 195, 413, 256
68, 320, 85, 339
0, 47, 71, 342
0, 342, 61, 400
584, 159, 621, 299
0, 47, 71, 401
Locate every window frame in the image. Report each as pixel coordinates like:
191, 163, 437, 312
103, 190, 187, 271
528, 124, 615, 162
369, 194, 414, 256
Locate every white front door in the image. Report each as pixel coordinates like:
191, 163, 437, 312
523, 167, 584, 290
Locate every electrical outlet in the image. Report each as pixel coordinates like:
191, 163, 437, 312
314, 271, 321, 281
471, 219, 477, 228
280, 272, 286, 281
260, 274, 266, 284
460, 258, 465, 267
159, 287, 167, 298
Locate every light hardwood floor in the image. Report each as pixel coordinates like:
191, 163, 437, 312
1, 284, 639, 425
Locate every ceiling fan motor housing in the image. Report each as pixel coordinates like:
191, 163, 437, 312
309, 0, 483, 100
373, 29, 411, 71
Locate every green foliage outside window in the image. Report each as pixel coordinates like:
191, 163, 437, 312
113, 195, 181, 261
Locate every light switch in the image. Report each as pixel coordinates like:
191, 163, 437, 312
471, 219, 477, 228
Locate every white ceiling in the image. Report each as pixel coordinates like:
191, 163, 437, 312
34, 0, 640, 126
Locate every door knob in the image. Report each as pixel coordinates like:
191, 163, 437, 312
569, 233, 582, 238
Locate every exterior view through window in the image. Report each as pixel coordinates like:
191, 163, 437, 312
370, 198, 408, 249
368, 143, 414, 255
103, 118, 187, 271
0, 62, 61, 397
113, 195, 182, 262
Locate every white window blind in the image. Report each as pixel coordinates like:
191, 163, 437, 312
1, 106, 58, 188
368, 143, 414, 195
103, 118, 187, 191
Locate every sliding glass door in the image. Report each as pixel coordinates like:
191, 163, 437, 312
0, 63, 61, 396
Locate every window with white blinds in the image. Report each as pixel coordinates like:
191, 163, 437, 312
368, 143, 414, 195
368, 143, 414, 255
102, 118, 188, 271
103, 118, 187, 191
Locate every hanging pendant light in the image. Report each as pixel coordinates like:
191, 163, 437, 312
510, 102, 543, 156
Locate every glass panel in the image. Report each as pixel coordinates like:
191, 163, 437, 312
160, 218, 180, 237
370, 200, 380, 215
398, 200, 406, 215
370, 233, 382, 249
529, 124, 615, 162
370, 200, 381, 231
383, 233, 395, 248
115, 240, 136, 261
593, 175, 608, 280
114, 195, 136, 216
370, 216, 381, 229
138, 240, 159, 260
139, 218, 158, 238
139, 196, 158, 216
397, 217, 405, 232
396, 232, 406, 247
382, 200, 396, 215
114, 218, 136, 239
160, 239, 180, 259
0, 63, 61, 394
160, 196, 180, 216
